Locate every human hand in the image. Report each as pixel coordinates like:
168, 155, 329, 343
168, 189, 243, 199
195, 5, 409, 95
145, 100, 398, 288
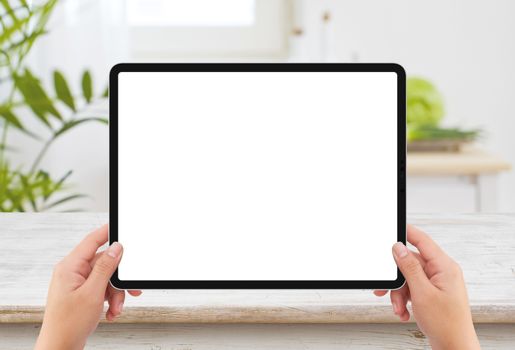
374, 225, 480, 350
35, 225, 141, 350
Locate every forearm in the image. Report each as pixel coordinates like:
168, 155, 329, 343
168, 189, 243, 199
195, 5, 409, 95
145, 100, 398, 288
35, 326, 85, 350
429, 324, 480, 350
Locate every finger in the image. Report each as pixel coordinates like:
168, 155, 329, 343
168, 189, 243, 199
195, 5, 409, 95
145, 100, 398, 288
106, 304, 118, 322
106, 309, 116, 322
106, 286, 125, 320
390, 285, 409, 316
399, 309, 410, 322
412, 251, 426, 268
83, 242, 123, 296
101, 258, 141, 297
390, 290, 403, 315
373, 290, 388, 297
91, 251, 102, 268
70, 224, 109, 261
392, 242, 433, 295
407, 225, 446, 261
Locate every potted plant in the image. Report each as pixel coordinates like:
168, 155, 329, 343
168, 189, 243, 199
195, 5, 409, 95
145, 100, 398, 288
407, 77, 481, 152
0, 0, 107, 211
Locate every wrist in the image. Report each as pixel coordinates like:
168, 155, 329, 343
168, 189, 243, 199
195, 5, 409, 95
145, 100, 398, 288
429, 324, 480, 350
35, 326, 85, 350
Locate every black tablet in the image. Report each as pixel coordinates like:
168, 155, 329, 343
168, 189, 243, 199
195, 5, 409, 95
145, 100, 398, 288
110, 63, 406, 290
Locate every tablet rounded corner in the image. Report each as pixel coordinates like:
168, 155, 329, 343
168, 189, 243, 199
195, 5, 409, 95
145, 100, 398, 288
386, 63, 406, 82
110, 63, 124, 75
110, 272, 125, 291
390, 271, 406, 291
109, 63, 129, 82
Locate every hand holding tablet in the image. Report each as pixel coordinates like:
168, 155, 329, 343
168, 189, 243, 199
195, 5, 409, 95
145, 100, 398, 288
374, 225, 480, 349
36, 224, 479, 350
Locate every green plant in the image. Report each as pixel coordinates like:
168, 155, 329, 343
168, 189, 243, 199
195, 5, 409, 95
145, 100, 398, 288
407, 77, 481, 142
407, 126, 481, 142
0, 0, 107, 211
407, 77, 445, 128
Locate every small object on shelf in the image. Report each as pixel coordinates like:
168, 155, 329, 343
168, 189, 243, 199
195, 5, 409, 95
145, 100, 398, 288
407, 126, 481, 152
406, 76, 483, 152
407, 77, 445, 127
408, 139, 471, 152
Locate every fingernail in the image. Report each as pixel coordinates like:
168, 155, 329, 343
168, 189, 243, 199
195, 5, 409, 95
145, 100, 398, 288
107, 242, 122, 258
392, 302, 399, 315
118, 301, 124, 314
393, 242, 408, 258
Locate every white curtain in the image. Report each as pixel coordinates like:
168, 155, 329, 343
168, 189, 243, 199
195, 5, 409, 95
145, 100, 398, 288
29, 0, 129, 89
14, 0, 130, 211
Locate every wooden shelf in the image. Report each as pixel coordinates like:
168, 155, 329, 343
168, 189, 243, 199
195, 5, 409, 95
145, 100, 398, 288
407, 148, 511, 176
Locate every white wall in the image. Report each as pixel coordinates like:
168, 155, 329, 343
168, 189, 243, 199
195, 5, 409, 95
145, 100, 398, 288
295, 0, 515, 211
10, 0, 515, 211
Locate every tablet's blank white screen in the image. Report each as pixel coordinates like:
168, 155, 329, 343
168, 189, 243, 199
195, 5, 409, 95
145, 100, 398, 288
117, 71, 398, 281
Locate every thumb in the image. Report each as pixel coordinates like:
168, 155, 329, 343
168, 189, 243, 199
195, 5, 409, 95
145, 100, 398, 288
392, 242, 432, 294
84, 242, 123, 294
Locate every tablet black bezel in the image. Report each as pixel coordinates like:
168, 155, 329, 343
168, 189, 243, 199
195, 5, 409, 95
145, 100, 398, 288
109, 63, 406, 290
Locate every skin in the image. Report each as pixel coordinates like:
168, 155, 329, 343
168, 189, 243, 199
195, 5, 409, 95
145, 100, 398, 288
374, 225, 481, 350
35, 224, 480, 349
35, 225, 141, 350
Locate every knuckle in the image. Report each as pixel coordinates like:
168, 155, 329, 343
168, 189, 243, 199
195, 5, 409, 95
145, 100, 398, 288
449, 261, 463, 277
402, 258, 421, 276
94, 256, 114, 275
78, 259, 92, 274
53, 260, 66, 276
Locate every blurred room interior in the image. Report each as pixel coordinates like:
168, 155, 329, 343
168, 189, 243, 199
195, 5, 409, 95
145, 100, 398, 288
3, 0, 514, 213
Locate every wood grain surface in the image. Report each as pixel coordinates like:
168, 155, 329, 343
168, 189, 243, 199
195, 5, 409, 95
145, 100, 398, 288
1, 323, 515, 349
1, 213, 514, 324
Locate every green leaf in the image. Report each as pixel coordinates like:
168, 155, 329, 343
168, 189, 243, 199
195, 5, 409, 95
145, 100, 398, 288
13, 72, 50, 127
0, 0, 30, 45
81, 70, 93, 103
54, 169, 73, 190
0, 105, 40, 139
53, 70, 76, 112
102, 86, 108, 98
0, 0, 20, 22
43, 194, 86, 211
407, 126, 482, 142
0, 106, 24, 129
24, 68, 62, 119
3, 29, 47, 53
0, 14, 31, 46
35, 170, 53, 200
5, 0, 58, 67
13, 69, 63, 127
54, 117, 108, 138
19, 173, 37, 211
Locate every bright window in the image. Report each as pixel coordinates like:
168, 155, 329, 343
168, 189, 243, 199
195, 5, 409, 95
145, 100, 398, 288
125, 0, 289, 58
127, 0, 255, 27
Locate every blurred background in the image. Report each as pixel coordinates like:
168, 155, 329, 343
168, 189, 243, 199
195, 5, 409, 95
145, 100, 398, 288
1, 0, 513, 212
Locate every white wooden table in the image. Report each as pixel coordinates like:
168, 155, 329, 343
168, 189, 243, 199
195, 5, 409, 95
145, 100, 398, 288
1, 213, 515, 349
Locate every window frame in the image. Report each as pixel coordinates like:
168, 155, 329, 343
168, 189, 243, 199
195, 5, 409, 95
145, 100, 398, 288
127, 0, 291, 59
